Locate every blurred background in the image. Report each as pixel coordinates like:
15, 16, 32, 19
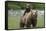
7, 1, 45, 29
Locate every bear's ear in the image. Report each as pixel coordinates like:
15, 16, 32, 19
35, 11, 37, 14
35, 11, 38, 15
35, 12, 37, 15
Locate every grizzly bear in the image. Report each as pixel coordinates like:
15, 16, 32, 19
20, 10, 37, 29
20, 5, 37, 28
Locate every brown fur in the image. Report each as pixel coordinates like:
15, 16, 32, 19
20, 5, 37, 28
20, 10, 37, 29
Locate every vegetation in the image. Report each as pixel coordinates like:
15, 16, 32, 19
8, 2, 45, 10
7, 2, 45, 29
8, 15, 44, 29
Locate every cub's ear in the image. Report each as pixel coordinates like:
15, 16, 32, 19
35, 10, 38, 13
35, 10, 38, 16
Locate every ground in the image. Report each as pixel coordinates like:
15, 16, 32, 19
8, 14, 44, 29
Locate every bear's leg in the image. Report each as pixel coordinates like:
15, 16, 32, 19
26, 22, 31, 29
32, 19, 37, 28
20, 22, 24, 29
26, 25, 30, 29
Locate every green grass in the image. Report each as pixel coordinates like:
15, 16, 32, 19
36, 15, 44, 27
8, 15, 44, 29
8, 16, 20, 29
